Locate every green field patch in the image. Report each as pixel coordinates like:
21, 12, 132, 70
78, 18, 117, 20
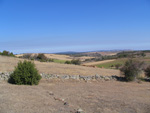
96, 58, 127, 69
53, 59, 66, 64
97, 58, 150, 69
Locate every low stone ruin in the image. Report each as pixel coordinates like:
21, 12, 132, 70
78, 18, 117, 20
0, 72, 119, 81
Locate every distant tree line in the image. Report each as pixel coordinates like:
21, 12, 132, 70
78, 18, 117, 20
0, 50, 15, 57
21, 53, 54, 62
83, 51, 148, 63
21, 53, 82, 65
65, 59, 81, 65
116, 51, 146, 58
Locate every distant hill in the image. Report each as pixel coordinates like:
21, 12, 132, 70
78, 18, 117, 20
55, 49, 130, 55
55, 51, 80, 55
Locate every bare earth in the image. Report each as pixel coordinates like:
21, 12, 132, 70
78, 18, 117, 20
0, 80, 150, 113
0, 56, 119, 76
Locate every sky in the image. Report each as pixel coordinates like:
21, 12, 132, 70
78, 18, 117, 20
0, 0, 150, 54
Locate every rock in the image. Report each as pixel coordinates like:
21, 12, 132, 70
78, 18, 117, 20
48, 91, 54, 96
70, 75, 78, 80
0, 72, 119, 82
80, 76, 92, 81
76, 108, 84, 113
95, 74, 100, 79
61, 98, 65, 102
104, 76, 111, 81
60, 75, 69, 79
64, 102, 68, 105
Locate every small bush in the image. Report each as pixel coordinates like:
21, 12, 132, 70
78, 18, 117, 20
120, 59, 145, 81
48, 58, 54, 62
37, 53, 47, 61
71, 59, 81, 65
115, 64, 122, 69
65, 61, 71, 64
9, 60, 41, 85
22, 53, 32, 59
145, 65, 150, 78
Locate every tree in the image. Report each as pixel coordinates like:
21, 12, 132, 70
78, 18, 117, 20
145, 65, 150, 78
9, 60, 41, 85
120, 59, 145, 81
37, 53, 48, 61
65, 61, 71, 64
71, 59, 81, 65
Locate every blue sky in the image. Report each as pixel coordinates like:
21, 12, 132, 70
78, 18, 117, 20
0, 0, 150, 54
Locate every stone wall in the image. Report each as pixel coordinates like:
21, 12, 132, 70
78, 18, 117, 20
0, 72, 119, 81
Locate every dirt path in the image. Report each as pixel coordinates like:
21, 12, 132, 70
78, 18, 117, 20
83, 59, 115, 66
0, 80, 150, 113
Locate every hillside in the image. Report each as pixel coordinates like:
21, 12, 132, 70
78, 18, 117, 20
16, 53, 94, 61
0, 55, 120, 76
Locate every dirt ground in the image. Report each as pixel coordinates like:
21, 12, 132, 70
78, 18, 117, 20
0, 56, 120, 76
0, 80, 150, 113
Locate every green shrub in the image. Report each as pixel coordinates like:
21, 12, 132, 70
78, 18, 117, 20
48, 58, 54, 62
0, 50, 15, 57
37, 53, 47, 61
115, 64, 122, 69
71, 59, 81, 65
65, 61, 71, 64
120, 59, 145, 81
145, 65, 150, 78
9, 60, 41, 85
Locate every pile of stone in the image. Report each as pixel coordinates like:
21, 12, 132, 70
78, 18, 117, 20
0, 72, 118, 81
40, 73, 118, 81
0, 72, 12, 81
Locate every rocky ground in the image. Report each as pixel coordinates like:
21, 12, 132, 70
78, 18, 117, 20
0, 79, 150, 113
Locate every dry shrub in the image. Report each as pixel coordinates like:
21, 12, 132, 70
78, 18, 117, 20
120, 59, 145, 81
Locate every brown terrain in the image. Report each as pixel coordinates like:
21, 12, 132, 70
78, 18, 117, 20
0, 55, 150, 113
0, 55, 119, 76
16, 53, 94, 61
0, 80, 150, 113
83, 51, 118, 56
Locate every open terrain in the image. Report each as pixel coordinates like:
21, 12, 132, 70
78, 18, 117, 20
0, 55, 119, 76
96, 58, 150, 69
16, 53, 94, 61
0, 55, 150, 113
0, 80, 150, 113
83, 59, 115, 66
87, 51, 119, 56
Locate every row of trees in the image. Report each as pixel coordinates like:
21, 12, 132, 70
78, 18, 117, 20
0, 50, 15, 57
65, 59, 81, 65
22, 53, 53, 62
22, 53, 82, 65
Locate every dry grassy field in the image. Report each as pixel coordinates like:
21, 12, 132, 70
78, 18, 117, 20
16, 53, 94, 61
16, 53, 72, 61
0, 55, 150, 113
0, 56, 119, 76
0, 80, 150, 113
